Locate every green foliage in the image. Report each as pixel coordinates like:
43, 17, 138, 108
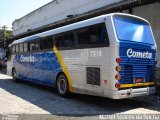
0, 29, 13, 41
6, 30, 13, 39
0, 29, 3, 41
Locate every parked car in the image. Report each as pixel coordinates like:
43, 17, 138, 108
0, 48, 6, 68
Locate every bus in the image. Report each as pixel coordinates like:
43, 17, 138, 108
7, 13, 157, 99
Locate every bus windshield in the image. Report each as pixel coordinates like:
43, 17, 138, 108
114, 16, 155, 45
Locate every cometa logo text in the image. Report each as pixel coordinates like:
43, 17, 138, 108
127, 48, 152, 59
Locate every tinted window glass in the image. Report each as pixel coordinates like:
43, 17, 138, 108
114, 16, 155, 45
55, 32, 75, 49
40, 37, 53, 50
16, 44, 19, 53
29, 42, 35, 51
89, 27, 99, 44
23, 43, 28, 52
29, 41, 40, 51
77, 28, 90, 45
77, 23, 109, 47
19, 44, 23, 53
35, 41, 40, 50
98, 24, 109, 45
12, 45, 16, 53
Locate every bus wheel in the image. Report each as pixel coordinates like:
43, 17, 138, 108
56, 74, 69, 97
12, 69, 19, 82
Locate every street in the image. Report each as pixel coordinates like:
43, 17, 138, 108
0, 69, 160, 120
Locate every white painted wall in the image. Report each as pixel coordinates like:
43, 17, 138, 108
13, 0, 122, 36
12, 1, 160, 68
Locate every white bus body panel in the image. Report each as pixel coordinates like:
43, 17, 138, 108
7, 55, 16, 76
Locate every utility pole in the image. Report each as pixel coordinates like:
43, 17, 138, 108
1, 25, 8, 41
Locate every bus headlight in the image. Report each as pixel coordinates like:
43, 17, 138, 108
115, 74, 121, 80
116, 66, 121, 72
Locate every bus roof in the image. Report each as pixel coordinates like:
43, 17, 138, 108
10, 13, 149, 47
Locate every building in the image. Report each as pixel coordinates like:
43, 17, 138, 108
12, 0, 160, 79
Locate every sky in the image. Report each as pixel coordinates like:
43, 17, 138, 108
0, 0, 53, 30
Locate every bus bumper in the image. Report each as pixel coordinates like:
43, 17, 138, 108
106, 87, 156, 99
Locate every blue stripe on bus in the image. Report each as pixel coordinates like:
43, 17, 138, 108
14, 51, 62, 86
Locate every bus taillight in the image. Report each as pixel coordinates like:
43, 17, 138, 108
115, 83, 121, 89
116, 66, 121, 72
115, 74, 121, 80
116, 57, 122, 63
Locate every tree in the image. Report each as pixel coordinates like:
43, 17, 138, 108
6, 30, 13, 40
0, 28, 13, 49
0, 29, 13, 41
0, 29, 3, 41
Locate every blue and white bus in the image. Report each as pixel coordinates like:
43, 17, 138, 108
7, 13, 157, 99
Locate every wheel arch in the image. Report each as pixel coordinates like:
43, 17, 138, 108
56, 72, 70, 92
56, 72, 67, 83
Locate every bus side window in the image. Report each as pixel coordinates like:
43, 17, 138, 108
16, 44, 19, 53
29, 42, 35, 51
40, 36, 53, 50
29, 40, 40, 51
55, 32, 75, 49
77, 23, 109, 48
99, 24, 109, 46
89, 23, 109, 46
63, 33, 74, 47
89, 26, 99, 44
23, 43, 28, 52
55, 34, 64, 48
35, 41, 40, 50
77, 28, 90, 46
12, 45, 16, 54
19, 43, 24, 53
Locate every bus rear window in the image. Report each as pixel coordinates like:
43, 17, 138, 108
114, 16, 155, 45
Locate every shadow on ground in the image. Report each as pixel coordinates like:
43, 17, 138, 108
0, 70, 159, 117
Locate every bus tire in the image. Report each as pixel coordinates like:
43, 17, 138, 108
12, 69, 19, 82
56, 74, 69, 97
